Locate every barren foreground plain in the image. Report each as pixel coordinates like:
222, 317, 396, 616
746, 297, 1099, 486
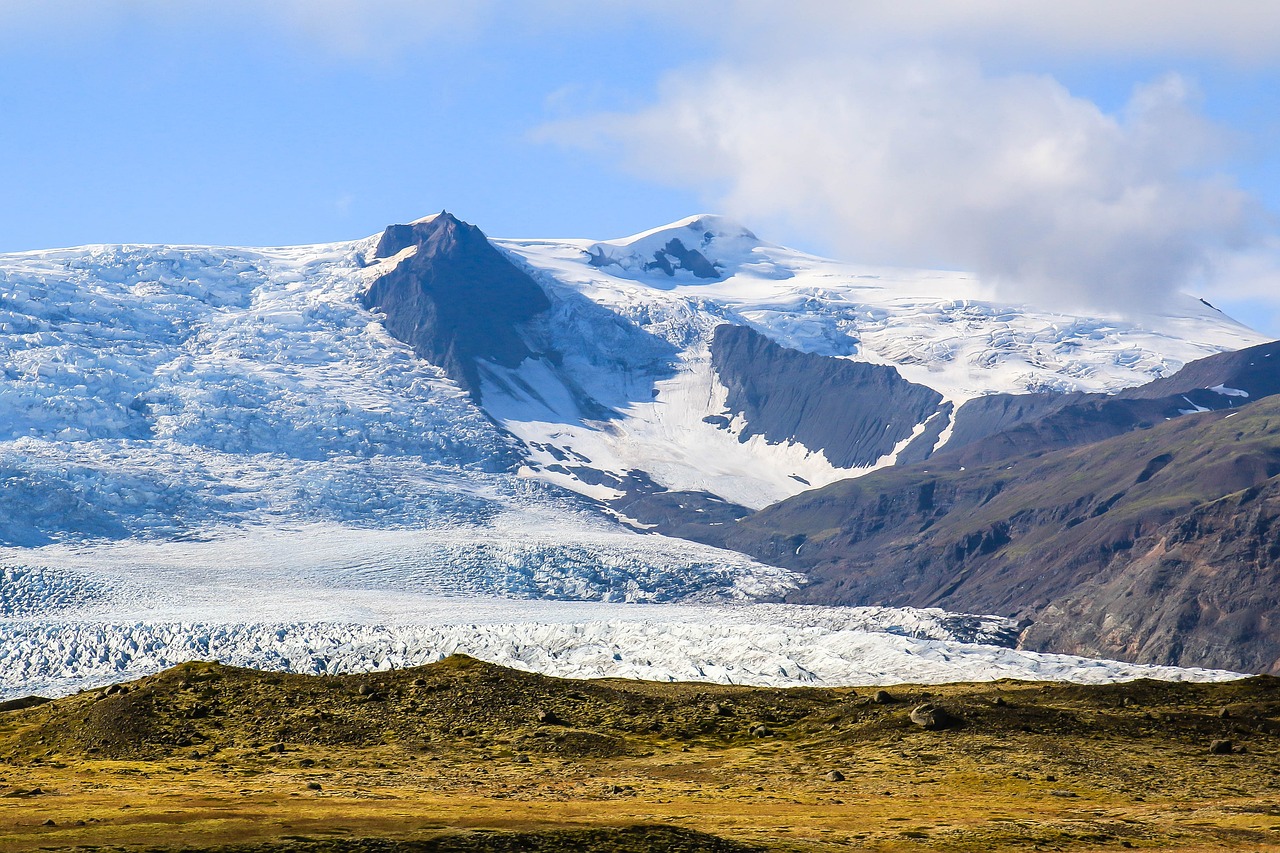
1, 655, 1278, 852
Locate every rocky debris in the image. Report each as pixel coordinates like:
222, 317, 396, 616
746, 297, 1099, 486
1209, 739, 1235, 755
531, 730, 632, 759
909, 703, 957, 731
2, 787, 44, 798
536, 709, 562, 726
0, 696, 50, 713
0, 657, 1276, 853
6, 655, 1277, 783
96, 683, 129, 700
872, 690, 895, 704
356, 684, 384, 701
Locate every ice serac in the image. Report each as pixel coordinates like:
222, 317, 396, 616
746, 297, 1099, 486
710, 324, 945, 468
361, 212, 550, 398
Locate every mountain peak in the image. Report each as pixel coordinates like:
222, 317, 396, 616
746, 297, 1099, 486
613, 214, 759, 247
586, 214, 765, 282
410, 210, 453, 226
373, 211, 481, 260
362, 211, 550, 397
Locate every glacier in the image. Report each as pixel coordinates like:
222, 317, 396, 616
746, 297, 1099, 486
490, 215, 1265, 508
0, 215, 1263, 697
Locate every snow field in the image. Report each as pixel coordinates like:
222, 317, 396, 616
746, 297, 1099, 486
0, 606, 1241, 701
495, 220, 1264, 505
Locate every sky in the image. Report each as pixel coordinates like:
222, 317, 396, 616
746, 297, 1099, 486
1, 1, 1278, 334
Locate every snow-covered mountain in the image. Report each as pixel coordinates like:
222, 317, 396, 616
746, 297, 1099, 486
0, 211, 1264, 696
492, 214, 1261, 510
1, 212, 1257, 532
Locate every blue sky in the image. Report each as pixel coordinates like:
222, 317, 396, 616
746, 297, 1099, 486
2, 2, 1278, 333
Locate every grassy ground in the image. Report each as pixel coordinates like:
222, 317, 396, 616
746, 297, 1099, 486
1, 656, 1279, 851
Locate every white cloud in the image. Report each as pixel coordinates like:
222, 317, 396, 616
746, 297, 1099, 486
1199, 236, 1280, 330
542, 56, 1261, 316
2, 1, 1275, 326
6, 2, 1279, 64
715, 1, 1280, 65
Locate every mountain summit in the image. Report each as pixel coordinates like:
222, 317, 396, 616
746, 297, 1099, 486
362, 211, 550, 396
584, 214, 766, 282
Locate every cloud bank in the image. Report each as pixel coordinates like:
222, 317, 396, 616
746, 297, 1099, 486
543, 55, 1265, 315
8, 1, 1280, 64
717, 2, 1280, 64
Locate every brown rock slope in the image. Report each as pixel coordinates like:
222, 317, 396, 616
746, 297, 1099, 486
709, 395, 1280, 673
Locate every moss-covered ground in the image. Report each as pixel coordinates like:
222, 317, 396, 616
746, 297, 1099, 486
1, 656, 1279, 851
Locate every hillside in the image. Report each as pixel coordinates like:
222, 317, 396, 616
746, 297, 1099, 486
702, 391, 1280, 673
1, 657, 1279, 851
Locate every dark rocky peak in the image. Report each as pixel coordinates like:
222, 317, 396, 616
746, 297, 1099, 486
642, 238, 721, 279
361, 212, 551, 399
373, 211, 482, 261
587, 238, 722, 279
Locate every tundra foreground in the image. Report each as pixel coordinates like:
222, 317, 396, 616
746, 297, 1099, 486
1, 656, 1278, 851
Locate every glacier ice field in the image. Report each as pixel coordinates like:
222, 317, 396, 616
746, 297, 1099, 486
0, 223, 1257, 696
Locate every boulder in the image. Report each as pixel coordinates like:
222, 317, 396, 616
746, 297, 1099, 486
909, 703, 957, 730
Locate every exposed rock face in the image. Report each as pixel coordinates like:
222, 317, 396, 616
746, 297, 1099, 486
613, 489, 752, 540
702, 392, 1280, 674
1021, 477, 1280, 674
361, 212, 550, 398
710, 324, 944, 469
589, 236, 722, 279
